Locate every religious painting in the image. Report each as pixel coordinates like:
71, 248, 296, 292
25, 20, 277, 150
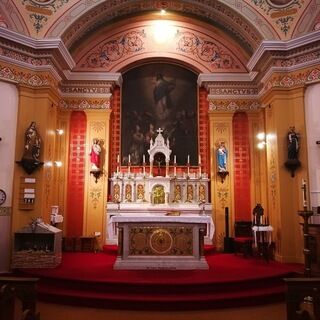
121, 63, 198, 165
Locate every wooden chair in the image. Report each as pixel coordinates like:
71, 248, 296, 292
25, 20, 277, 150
234, 221, 253, 257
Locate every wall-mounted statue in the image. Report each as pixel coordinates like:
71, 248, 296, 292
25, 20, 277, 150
216, 141, 229, 183
23, 122, 41, 161
16, 122, 43, 174
217, 141, 228, 172
287, 126, 299, 160
89, 138, 103, 183
285, 126, 301, 177
90, 138, 102, 171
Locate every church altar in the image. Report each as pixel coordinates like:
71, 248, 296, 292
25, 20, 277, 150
106, 128, 213, 247
111, 214, 212, 270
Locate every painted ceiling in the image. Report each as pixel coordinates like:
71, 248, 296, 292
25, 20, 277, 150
0, 0, 319, 74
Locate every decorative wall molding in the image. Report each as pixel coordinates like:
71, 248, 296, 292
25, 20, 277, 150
59, 81, 115, 99
0, 63, 58, 88
263, 67, 320, 92
248, 32, 320, 71
198, 72, 258, 86
59, 98, 111, 110
208, 100, 261, 111
0, 48, 62, 82
0, 27, 75, 69
63, 71, 122, 84
207, 87, 259, 96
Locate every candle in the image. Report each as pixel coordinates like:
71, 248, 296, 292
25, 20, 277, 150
198, 155, 201, 164
128, 154, 131, 163
187, 155, 190, 164
117, 154, 120, 163
302, 179, 307, 208
174, 155, 176, 164
143, 154, 145, 163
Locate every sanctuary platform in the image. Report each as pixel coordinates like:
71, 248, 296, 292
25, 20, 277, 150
13, 246, 303, 311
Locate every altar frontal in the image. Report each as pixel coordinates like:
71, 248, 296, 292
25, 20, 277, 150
112, 215, 212, 270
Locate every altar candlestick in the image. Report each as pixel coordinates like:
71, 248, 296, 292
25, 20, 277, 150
174, 155, 176, 164
199, 164, 201, 178
302, 179, 308, 209
187, 155, 190, 164
128, 154, 131, 164
117, 154, 120, 163
198, 155, 201, 164
142, 154, 146, 175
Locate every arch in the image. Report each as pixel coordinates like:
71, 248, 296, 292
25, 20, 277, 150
73, 19, 249, 74
45, 0, 271, 54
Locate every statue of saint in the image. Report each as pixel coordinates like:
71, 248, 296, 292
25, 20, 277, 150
90, 139, 101, 171
217, 142, 228, 172
287, 127, 299, 160
23, 121, 41, 161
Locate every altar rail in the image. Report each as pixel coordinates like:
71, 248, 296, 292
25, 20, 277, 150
284, 277, 320, 319
0, 277, 40, 320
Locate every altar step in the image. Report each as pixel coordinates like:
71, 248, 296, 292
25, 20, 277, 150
36, 280, 286, 310
14, 248, 302, 311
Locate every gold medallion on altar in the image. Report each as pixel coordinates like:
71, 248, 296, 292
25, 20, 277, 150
149, 229, 173, 254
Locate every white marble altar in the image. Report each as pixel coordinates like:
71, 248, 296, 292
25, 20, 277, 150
112, 214, 212, 270
106, 128, 213, 245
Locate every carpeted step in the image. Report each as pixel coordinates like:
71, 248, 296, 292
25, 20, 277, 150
36, 281, 287, 310
13, 250, 302, 311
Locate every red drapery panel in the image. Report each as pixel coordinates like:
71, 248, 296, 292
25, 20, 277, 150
233, 112, 251, 221
66, 111, 87, 236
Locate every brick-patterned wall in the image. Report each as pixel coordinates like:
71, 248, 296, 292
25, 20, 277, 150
233, 112, 251, 221
109, 87, 121, 175
198, 87, 210, 178
66, 111, 87, 236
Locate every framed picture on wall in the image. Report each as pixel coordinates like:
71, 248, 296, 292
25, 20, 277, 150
121, 63, 198, 166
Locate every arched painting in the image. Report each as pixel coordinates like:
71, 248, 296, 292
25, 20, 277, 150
121, 63, 198, 166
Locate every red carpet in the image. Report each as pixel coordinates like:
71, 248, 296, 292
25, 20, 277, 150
15, 246, 302, 310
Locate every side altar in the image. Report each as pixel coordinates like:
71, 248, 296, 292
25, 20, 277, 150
106, 129, 214, 269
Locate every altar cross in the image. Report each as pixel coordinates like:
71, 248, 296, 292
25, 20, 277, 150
156, 128, 163, 135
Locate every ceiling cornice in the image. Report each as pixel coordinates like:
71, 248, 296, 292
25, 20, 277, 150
63, 70, 123, 85
197, 72, 258, 86
248, 31, 320, 71
0, 54, 62, 82
0, 27, 75, 70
